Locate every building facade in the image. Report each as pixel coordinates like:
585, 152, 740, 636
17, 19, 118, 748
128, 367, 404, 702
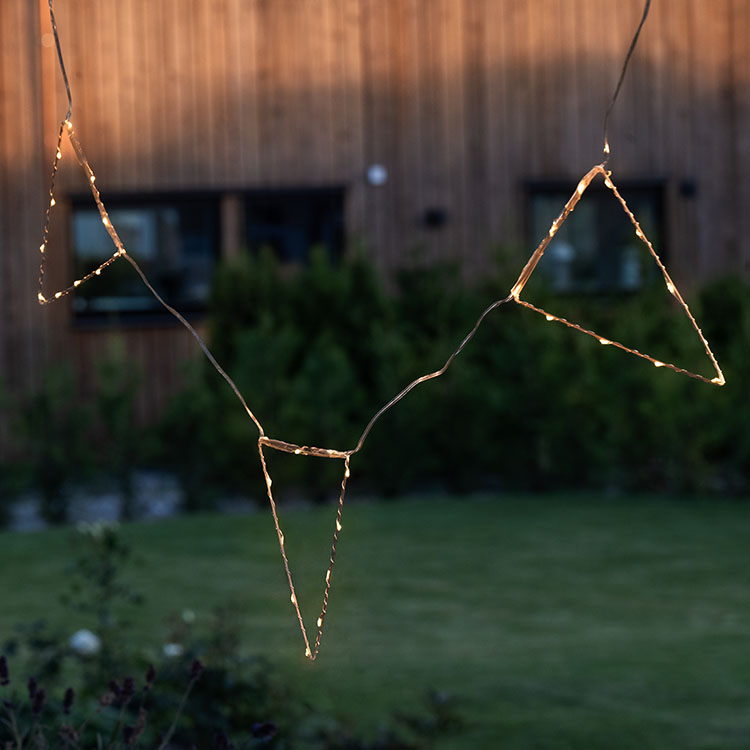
1, 0, 748, 422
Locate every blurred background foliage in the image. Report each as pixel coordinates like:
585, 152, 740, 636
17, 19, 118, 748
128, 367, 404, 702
161, 248, 749, 506
1, 249, 748, 521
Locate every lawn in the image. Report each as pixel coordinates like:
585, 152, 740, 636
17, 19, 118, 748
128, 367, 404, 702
2, 493, 750, 748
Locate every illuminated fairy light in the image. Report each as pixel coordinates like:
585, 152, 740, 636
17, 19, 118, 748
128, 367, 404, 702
34, 0, 725, 661
256, 437, 351, 660
510, 164, 726, 387
37, 120, 127, 306
34, 133, 725, 660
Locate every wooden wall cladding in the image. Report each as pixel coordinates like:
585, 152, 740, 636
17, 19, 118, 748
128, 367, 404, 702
1, 0, 747, 420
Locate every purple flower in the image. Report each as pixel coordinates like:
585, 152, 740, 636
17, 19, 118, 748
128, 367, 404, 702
251, 722, 277, 742
122, 676, 135, 702
59, 724, 79, 743
189, 659, 204, 681
144, 664, 156, 690
108, 680, 122, 699
0, 655, 8, 686
27, 677, 38, 701
123, 707, 147, 746
212, 730, 234, 749
32, 688, 46, 717
62, 687, 75, 715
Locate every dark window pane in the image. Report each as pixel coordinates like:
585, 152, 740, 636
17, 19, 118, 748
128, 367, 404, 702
528, 182, 664, 294
244, 189, 344, 263
71, 197, 218, 318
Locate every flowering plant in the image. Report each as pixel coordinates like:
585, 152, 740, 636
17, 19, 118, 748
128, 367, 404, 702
0, 655, 207, 749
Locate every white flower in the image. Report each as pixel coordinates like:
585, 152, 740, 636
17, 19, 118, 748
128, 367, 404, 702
69, 629, 101, 657
76, 520, 118, 540
163, 642, 184, 658
181, 609, 196, 624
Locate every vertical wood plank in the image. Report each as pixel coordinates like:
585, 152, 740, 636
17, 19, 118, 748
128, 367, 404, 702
236, 0, 261, 184
335, 0, 366, 248
690, 0, 732, 280
442, 0, 467, 268
461, 0, 489, 273
731, 0, 750, 275
359, 0, 390, 271
484, 0, 515, 253
0, 0, 747, 430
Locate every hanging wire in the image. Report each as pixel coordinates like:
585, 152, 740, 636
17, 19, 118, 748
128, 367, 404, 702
42, 0, 665, 461
39, 0, 724, 662
48, 0, 73, 121
602, 0, 652, 160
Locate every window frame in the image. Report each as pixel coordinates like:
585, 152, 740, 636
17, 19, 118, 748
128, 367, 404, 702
243, 186, 346, 265
525, 177, 668, 296
69, 190, 221, 327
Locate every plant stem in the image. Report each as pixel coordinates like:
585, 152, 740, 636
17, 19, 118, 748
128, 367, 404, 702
155, 676, 198, 750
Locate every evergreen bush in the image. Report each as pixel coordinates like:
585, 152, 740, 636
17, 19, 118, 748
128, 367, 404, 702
158, 249, 748, 501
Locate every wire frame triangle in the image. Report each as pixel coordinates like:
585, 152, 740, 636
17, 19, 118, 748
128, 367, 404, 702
509, 164, 725, 386
35, 126, 725, 664
37, 120, 128, 304
258, 437, 352, 661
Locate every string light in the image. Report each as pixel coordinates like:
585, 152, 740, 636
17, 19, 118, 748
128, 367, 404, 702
37, 120, 127, 305
34, 0, 724, 660
511, 164, 726, 387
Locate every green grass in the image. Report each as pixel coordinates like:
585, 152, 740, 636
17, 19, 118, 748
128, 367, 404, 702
2, 494, 750, 748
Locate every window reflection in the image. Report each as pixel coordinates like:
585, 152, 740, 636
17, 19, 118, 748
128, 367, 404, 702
529, 183, 664, 294
71, 198, 218, 317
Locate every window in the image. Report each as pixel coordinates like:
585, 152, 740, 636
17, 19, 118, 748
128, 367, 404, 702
71, 194, 219, 318
244, 188, 344, 263
528, 181, 665, 293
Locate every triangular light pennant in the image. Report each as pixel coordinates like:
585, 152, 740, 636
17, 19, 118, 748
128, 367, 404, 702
37, 119, 128, 305
509, 164, 725, 386
257, 436, 351, 661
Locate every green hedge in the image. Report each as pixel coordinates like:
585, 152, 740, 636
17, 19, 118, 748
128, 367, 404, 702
158, 250, 750, 504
